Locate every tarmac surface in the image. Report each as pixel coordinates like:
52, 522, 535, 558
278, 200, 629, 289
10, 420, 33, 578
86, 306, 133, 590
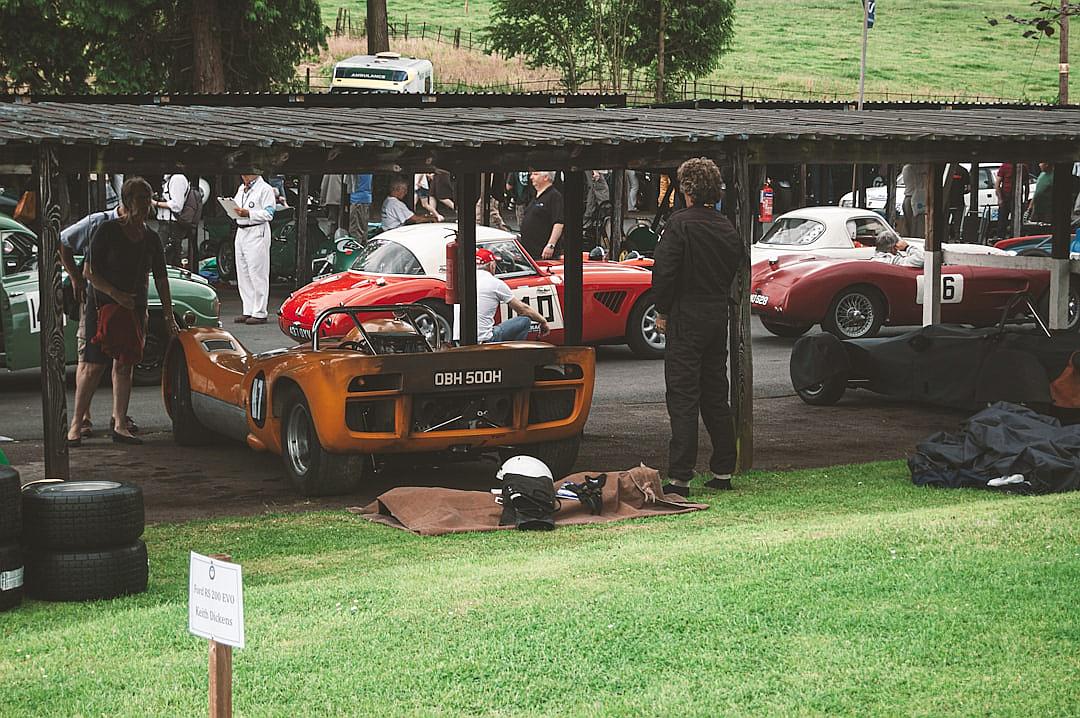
2, 283, 969, 523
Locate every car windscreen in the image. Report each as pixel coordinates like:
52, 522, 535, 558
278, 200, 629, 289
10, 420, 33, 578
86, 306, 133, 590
334, 67, 408, 82
350, 239, 423, 275
758, 218, 827, 246
481, 238, 536, 277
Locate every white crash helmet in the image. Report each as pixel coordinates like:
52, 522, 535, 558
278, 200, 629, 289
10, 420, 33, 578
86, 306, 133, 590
496, 455, 552, 481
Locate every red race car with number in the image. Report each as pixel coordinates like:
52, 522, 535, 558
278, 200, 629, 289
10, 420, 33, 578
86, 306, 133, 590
278, 223, 665, 357
750, 254, 1080, 339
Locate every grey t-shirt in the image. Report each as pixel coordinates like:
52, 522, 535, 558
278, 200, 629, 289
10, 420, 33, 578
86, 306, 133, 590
381, 196, 414, 230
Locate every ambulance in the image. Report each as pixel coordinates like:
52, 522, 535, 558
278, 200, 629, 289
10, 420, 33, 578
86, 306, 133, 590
329, 52, 434, 93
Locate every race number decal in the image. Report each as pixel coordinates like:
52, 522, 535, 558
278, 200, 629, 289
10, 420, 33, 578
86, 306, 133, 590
26, 291, 40, 334
500, 284, 565, 329
915, 274, 964, 304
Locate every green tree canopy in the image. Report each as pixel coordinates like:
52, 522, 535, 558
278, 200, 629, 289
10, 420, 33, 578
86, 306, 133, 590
485, 0, 598, 91
0, 0, 327, 94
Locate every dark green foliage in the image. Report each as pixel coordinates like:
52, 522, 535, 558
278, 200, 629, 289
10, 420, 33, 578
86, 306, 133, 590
0, 0, 327, 93
485, 0, 597, 91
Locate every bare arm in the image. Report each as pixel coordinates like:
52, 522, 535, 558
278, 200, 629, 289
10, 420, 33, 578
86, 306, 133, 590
507, 297, 550, 335
58, 245, 85, 304
541, 223, 565, 259
84, 261, 134, 310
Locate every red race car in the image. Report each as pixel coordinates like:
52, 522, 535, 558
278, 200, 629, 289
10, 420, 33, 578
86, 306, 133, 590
278, 223, 665, 357
751, 254, 1079, 339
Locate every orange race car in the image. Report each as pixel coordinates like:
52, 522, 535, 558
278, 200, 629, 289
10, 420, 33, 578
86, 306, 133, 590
163, 304, 595, 496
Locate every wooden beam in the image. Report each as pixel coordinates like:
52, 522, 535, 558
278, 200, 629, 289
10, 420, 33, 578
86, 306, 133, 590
731, 150, 753, 473
294, 175, 311, 288
562, 171, 584, 346
37, 145, 69, 479
611, 169, 624, 256
885, 163, 898, 226
1049, 162, 1074, 329
922, 163, 945, 326
455, 172, 480, 344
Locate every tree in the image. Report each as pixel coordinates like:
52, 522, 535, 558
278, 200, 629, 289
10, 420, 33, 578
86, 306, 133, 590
0, 0, 327, 94
367, 0, 389, 55
988, 1, 1079, 103
485, 0, 599, 91
626, 0, 735, 102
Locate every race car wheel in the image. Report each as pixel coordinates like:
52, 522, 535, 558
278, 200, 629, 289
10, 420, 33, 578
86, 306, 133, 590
415, 301, 453, 346
22, 481, 144, 550
25, 541, 148, 602
216, 240, 236, 282
280, 388, 365, 496
760, 318, 813, 338
626, 292, 666, 359
822, 287, 884, 340
1038, 278, 1080, 332
796, 370, 848, 406
0, 465, 21, 543
0, 542, 24, 612
132, 316, 168, 386
167, 349, 215, 446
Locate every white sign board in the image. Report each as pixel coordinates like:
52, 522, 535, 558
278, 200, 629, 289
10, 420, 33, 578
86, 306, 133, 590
26, 291, 40, 334
915, 274, 965, 305
189, 552, 245, 648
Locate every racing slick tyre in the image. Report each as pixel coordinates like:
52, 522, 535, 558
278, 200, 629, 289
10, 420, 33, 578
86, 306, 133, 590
626, 292, 666, 359
1037, 278, 1080, 332
760, 318, 813, 338
0, 542, 23, 612
133, 315, 169, 386
25, 540, 148, 602
795, 369, 849, 406
499, 391, 582, 479
22, 481, 144, 551
415, 300, 454, 346
0, 465, 21, 542
216, 240, 237, 282
167, 349, 216, 446
822, 286, 885, 340
280, 388, 365, 496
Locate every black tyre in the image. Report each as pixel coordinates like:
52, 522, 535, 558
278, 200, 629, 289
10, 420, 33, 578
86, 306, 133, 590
625, 292, 666, 359
1019, 247, 1050, 257
0, 542, 23, 612
498, 391, 582, 479
216, 239, 236, 282
168, 349, 215, 446
760, 317, 813, 338
0, 465, 21, 542
415, 300, 454, 346
822, 287, 885, 339
132, 315, 168, 386
1037, 278, 1080, 332
280, 388, 366, 496
22, 481, 144, 550
25, 541, 148, 602
796, 372, 848, 406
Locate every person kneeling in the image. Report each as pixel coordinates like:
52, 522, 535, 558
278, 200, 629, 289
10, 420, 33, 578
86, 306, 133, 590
475, 248, 549, 342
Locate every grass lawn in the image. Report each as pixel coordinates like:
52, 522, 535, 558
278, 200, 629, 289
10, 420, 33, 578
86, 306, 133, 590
3, 461, 1079, 716
318, 0, 1080, 102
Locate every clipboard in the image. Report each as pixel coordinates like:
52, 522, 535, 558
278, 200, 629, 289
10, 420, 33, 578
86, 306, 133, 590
217, 197, 242, 220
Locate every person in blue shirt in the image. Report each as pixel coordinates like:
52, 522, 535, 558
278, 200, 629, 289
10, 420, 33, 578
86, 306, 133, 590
349, 174, 373, 243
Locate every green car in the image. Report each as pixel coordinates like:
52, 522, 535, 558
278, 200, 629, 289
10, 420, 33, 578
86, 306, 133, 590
0, 213, 220, 385
205, 211, 331, 282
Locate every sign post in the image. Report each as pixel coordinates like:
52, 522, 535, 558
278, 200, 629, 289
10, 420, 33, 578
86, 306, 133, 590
189, 552, 244, 718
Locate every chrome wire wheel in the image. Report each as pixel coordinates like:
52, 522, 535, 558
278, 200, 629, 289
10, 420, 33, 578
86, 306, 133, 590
640, 304, 667, 351
285, 403, 313, 478
834, 292, 877, 338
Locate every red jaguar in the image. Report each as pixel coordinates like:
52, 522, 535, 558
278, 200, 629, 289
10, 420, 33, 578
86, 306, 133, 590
278, 223, 665, 357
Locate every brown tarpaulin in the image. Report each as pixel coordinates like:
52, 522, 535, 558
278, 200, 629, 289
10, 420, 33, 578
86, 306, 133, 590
348, 465, 708, 536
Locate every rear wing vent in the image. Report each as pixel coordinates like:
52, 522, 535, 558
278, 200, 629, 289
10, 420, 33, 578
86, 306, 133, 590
201, 339, 236, 352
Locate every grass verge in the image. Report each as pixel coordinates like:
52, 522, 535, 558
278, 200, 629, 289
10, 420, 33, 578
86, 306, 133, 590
2, 461, 1079, 717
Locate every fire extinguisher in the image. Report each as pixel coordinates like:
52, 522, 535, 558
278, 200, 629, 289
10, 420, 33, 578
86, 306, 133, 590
445, 239, 458, 305
759, 180, 774, 224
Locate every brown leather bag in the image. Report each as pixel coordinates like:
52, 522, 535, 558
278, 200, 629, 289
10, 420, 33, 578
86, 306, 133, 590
13, 191, 37, 223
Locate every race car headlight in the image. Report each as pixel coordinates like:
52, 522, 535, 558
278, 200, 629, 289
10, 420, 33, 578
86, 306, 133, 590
182, 310, 197, 328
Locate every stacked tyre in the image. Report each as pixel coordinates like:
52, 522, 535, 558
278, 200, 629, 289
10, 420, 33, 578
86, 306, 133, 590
22, 481, 148, 602
0, 466, 24, 612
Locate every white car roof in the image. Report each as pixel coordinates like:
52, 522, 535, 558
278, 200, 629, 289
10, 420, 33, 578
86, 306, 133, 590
776, 206, 885, 222
373, 223, 519, 276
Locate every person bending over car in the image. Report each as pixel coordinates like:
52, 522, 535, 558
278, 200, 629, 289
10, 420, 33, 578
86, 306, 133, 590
475, 248, 549, 342
873, 235, 925, 267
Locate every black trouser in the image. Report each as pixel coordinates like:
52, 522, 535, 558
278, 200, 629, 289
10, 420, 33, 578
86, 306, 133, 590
664, 300, 737, 482
997, 194, 1014, 238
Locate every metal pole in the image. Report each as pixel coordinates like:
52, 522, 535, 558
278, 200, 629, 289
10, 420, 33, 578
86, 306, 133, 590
37, 145, 69, 479
1061, 0, 1070, 105
295, 176, 311, 288
922, 163, 945, 327
455, 172, 480, 345
562, 171, 584, 345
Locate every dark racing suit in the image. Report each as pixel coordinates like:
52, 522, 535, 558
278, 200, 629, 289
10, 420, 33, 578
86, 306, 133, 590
651, 205, 743, 482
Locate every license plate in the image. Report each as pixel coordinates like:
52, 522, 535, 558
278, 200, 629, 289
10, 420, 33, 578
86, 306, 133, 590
288, 324, 313, 341
749, 294, 769, 306
433, 369, 503, 387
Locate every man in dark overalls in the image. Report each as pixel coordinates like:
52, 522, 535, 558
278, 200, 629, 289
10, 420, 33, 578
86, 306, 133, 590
651, 158, 744, 498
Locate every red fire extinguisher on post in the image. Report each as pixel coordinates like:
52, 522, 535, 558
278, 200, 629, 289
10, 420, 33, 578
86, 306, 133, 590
445, 239, 458, 305
759, 179, 774, 224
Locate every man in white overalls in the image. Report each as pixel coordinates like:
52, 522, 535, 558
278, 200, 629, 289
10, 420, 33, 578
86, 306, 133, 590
232, 173, 276, 324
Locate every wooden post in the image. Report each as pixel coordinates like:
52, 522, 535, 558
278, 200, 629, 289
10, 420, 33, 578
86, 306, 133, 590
562, 171, 584, 345
481, 173, 491, 227
1013, 164, 1025, 239
37, 145, 69, 480
885, 164, 898, 227
1049, 162, 1073, 329
922, 163, 945, 326
731, 150, 754, 473
797, 164, 807, 208
611, 169, 625, 255
295, 176, 310, 288
455, 172, 480, 345
208, 553, 232, 718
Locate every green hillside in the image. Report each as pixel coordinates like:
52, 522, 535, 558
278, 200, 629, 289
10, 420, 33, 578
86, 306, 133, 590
319, 0, 1079, 102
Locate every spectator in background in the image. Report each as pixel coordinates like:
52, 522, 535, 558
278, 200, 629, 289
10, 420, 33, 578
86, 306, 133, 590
506, 171, 534, 229
320, 174, 347, 236
381, 176, 437, 230
872, 234, 925, 267
945, 163, 970, 240
520, 171, 564, 260
415, 173, 443, 222
625, 170, 641, 212
901, 164, 928, 238
153, 173, 191, 266
1029, 162, 1054, 224
232, 173, 276, 325
432, 169, 456, 217
349, 174, 373, 242
996, 161, 1017, 239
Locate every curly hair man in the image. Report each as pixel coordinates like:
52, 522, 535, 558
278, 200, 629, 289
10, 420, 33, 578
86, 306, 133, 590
651, 157, 744, 498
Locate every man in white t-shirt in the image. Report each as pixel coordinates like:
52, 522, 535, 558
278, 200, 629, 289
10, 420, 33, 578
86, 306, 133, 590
475, 248, 549, 342
381, 177, 436, 230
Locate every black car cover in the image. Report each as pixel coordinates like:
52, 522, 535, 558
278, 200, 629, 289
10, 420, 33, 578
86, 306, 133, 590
909, 402, 1080, 494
